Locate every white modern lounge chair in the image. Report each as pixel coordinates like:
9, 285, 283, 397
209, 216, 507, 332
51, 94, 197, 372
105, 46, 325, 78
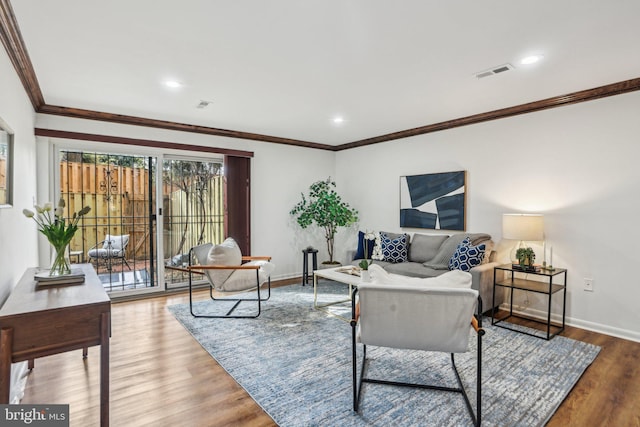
87, 234, 131, 272
188, 237, 274, 318
351, 265, 484, 426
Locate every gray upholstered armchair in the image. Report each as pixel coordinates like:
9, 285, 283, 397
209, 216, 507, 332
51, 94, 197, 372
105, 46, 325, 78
87, 234, 131, 272
351, 264, 484, 426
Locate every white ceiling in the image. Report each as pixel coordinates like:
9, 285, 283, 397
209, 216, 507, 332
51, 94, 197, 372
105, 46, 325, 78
10, 1, 640, 146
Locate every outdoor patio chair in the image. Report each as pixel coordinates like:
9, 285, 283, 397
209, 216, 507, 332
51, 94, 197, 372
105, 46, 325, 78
87, 234, 132, 272
351, 265, 484, 426
188, 237, 274, 318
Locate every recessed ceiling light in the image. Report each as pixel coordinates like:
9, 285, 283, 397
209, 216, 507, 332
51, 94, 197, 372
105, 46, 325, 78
520, 55, 544, 65
332, 116, 345, 124
164, 80, 182, 88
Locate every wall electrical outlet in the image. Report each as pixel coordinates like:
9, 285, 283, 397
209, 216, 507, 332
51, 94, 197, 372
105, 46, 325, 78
584, 278, 594, 292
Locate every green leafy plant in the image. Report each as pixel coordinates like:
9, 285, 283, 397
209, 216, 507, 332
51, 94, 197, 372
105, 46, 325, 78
290, 178, 359, 264
516, 247, 536, 266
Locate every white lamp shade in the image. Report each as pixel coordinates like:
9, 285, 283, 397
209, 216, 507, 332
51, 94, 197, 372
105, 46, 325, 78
502, 214, 544, 241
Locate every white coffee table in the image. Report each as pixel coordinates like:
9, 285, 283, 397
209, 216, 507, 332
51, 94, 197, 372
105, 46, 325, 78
313, 266, 363, 322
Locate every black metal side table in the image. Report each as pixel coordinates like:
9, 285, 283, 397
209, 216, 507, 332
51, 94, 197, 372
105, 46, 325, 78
491, 263, 567, 340
302, 247, 318, 286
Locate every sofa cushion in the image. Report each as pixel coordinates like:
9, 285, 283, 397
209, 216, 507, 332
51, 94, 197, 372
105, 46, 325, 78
408, 233, 449, 263
380, 232, 409, 263
220, 260, 273, 292
448, 237, 486, 272
424, 233, 491, 270
384, 262, 445, 278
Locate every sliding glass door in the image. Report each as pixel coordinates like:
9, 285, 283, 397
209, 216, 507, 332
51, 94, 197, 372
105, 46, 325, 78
162, 156, 225, 289
56, 146, 226, 294
59, 150, 158, 294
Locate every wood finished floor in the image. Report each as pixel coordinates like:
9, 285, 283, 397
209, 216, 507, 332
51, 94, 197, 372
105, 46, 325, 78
20, 282, 640, 427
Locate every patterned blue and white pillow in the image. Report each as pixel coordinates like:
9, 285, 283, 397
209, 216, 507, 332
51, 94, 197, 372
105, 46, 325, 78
448, 237, 486, 272
381, 232, 409, 263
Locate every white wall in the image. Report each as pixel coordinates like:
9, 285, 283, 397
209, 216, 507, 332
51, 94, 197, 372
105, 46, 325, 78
34, 115, 336, 280
0, 45, 38, 303
0, 41, 37, 403
336, 91, 640, 342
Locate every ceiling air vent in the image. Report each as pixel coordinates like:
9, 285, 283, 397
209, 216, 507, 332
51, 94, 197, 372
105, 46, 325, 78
196, 100, 213, 109
475, 63, 515, 79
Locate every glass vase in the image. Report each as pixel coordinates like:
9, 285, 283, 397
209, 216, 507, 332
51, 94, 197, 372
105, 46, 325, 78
50, 243, 72, 276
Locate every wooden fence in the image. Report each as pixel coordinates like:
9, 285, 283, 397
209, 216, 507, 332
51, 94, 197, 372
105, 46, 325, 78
60, 161, 224, 261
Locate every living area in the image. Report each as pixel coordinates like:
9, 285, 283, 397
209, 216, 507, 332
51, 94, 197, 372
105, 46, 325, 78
1, 2, 640, 426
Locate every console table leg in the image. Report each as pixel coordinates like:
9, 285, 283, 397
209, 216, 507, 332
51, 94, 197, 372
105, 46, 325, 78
100, 312, 110, 427
0, 327, 13, 403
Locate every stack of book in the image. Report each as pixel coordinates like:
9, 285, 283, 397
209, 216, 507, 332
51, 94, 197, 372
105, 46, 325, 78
511, 264, 541, 273
34, 268, 85, 286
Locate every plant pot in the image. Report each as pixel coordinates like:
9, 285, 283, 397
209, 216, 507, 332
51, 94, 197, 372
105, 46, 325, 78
319, 261, 342, 269
361, 270, 371, 282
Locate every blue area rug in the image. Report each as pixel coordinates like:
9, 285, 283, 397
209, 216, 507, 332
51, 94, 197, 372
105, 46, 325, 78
168, 281, 600, 427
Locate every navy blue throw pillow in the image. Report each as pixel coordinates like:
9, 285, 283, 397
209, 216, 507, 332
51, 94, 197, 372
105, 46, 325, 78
353, 231, 375, 260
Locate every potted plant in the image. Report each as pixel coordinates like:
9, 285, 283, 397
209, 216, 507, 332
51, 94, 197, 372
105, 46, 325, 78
516, 247, 536, 267
290, 178, 359, 266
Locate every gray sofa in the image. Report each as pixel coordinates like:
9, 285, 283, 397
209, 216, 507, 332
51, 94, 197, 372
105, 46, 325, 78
351, 232, 504, 313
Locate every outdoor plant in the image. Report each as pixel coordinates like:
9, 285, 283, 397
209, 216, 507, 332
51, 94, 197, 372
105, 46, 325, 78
290, 178, 359, 264
516, 247, 536, 266
24, 198, 91, 276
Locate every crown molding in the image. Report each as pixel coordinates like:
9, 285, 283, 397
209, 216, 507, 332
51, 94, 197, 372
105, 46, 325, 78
336, 77, 640, 150
37, 104, 333, 151
34, 128, 256, 158
0, 0, 44, 108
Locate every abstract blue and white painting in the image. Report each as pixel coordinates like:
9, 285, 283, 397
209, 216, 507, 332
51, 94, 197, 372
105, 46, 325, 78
400, 171, 466, 230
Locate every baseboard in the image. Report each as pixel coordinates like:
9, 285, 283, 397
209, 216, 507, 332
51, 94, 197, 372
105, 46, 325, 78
498, 303, 640, 343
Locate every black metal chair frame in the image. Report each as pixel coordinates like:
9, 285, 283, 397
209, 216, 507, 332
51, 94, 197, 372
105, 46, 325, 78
87, 237, 132, 273
187, 246, 272, 319
351, 288, 484, 426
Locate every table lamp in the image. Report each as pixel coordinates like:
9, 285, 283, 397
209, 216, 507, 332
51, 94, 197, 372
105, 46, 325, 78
502, 213, 544, 265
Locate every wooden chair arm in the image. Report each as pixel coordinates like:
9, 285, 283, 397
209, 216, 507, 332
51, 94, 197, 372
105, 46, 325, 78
165, 265, 204, 275
241, 256, 272, 261
188, 265, 261, 271
471, 316, 485, 336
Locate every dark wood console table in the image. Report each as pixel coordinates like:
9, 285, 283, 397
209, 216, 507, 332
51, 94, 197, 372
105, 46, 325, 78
0, 264, 111, 426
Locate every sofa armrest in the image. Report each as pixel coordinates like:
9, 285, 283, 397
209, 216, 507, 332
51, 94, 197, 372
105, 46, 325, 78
469, 262, 504, 313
